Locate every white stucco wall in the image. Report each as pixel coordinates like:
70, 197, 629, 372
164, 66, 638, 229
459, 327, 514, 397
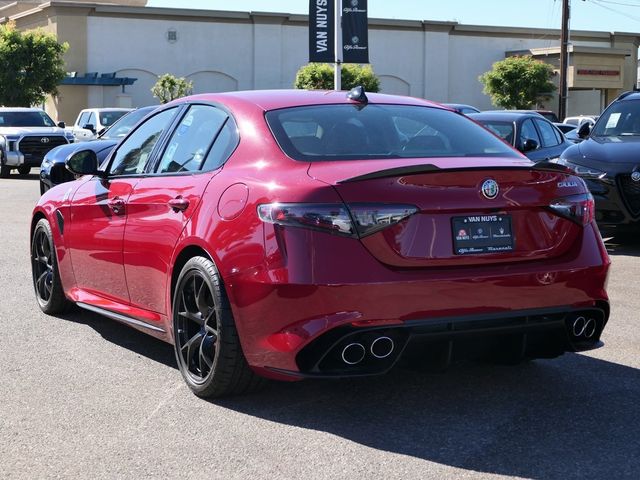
82, 13, 637, 117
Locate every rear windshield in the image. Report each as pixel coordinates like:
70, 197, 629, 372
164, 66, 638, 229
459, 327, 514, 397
265, 104, 519, 161
0, 111, 56, 127
99, 111, 128, 127
475, 120, 515, 146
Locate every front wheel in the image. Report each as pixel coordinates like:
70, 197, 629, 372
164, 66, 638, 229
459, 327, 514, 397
172, 256, 265, 398
17, 165, 31, 175
31, 218, 71, 313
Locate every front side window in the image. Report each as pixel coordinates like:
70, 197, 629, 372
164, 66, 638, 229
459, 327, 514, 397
156, 105, 228, 174
534, 119, 560, 147
266, 104, 519, 161
109, 108, 178, 176
520, 119, 541, 147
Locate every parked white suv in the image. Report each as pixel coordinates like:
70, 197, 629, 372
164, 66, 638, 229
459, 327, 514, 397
71, 108, 132, 142
0, 108, 74, 177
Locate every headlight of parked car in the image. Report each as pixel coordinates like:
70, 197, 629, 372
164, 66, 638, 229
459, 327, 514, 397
552, 158, 606, 179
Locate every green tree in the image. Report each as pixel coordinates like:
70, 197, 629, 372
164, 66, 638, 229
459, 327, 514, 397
0, 22, 68, 106
294, 63, 380, 92
479, 56, 556, 109
151, 74, 193, 104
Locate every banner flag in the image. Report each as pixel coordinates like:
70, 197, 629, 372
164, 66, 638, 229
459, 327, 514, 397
309, 0, 335, 62
342, 0, 369, 63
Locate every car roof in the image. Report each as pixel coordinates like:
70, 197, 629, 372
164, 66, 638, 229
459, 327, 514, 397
168, 89, 443, 112
0, 107, 44, 112
616, 91, 640, 102
468, 111, 542, 121
82, 108, 132, 112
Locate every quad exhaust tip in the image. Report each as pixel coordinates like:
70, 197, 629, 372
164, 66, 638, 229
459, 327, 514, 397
572, 316, 596, 339
341, 343, 366, 365
370, 336, 395, 359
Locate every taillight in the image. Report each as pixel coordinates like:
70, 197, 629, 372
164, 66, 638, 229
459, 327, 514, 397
549, 193, 595, 226
257, 203, 418, 238
348, 204, 418, 237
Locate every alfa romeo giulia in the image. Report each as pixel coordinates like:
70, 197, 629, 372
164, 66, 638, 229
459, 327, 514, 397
31, 88, 611, 397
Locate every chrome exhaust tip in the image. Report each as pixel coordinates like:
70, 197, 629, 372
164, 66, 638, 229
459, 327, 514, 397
583, 318, 596, 338
572, 316, 587, 337
341, 343, 366, 365
370, 336, 395, 359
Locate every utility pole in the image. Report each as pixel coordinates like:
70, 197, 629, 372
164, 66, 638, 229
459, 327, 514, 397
334, 0, 342, 90
559, 0, 570, 121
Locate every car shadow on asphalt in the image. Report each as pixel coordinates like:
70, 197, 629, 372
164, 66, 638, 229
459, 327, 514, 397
214, 354, 640, 479
55, 307, 177, 368
3, 172, 39, 181
54, 303, 639, 478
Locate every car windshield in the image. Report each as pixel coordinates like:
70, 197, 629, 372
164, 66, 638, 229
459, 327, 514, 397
592, 100, 640, 137
0, 111, 56, 127
101, 108, 154, 140
474, 120, 515, 146
266, 104, 519, 161
99, 111, 128, 128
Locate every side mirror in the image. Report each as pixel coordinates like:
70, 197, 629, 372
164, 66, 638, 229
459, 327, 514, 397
57, 121, 66, 129
82, 123, 96, 133
578, 122, 591, 139
66, 150, 101, 176
521, 138, 539, 152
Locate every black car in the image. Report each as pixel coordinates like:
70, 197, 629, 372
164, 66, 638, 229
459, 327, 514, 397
469, 111, 573, 161
39, 105, 157, 194
442, 103, 480, 115
557, 91, 640, 230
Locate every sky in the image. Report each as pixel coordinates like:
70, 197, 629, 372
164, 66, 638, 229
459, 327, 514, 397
146, 0, 640, 33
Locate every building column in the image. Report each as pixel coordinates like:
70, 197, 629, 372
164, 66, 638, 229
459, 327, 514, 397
422, 23, 453, 102
252, 14, 285, 90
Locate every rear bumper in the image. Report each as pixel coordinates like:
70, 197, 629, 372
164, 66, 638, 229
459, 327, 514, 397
269, 305, 609, 379
228, 223, 610, 379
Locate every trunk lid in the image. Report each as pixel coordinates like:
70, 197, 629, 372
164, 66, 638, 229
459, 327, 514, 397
308, 158, 586, 267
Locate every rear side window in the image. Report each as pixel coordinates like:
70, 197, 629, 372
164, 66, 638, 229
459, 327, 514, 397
265, 104, 520, 161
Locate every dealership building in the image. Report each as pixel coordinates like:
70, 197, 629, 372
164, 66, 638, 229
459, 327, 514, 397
1, 0, 639, 124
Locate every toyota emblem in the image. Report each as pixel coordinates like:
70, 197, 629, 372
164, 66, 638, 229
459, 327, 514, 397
40, 137, 50, 144
481, 179, 499, 199
631, 171, 640, 182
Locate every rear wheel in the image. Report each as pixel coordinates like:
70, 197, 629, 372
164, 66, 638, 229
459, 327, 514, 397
17, 165, 30, 175
0, 164, 10, 178
172, 256, 265, 398
31, 218, 71, 314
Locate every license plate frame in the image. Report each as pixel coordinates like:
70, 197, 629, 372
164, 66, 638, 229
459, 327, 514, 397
452, 214, 514, 255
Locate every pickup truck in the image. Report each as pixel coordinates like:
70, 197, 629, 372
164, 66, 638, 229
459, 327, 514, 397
70, 108, 132, 142
0, 108, 75, 177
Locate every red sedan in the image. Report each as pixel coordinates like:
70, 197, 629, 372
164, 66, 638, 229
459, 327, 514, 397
31, 88, 610, 397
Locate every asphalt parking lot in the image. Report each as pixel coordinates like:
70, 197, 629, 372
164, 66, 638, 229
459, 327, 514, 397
0, 173, 638, 479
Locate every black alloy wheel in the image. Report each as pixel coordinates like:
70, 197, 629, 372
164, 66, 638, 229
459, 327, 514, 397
31, 218, 70, 313
172, 256, 265, 398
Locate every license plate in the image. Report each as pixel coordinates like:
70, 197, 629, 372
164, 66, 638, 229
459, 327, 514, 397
452, 214, 514, 255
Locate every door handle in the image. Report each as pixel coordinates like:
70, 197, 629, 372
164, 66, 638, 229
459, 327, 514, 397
108, 197, 125, 214
168, 196, 189, 212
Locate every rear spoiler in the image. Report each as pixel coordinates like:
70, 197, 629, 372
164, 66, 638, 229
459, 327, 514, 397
337, 160, 572, 184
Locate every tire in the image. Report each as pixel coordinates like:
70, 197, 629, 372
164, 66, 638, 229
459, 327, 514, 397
17, 165, 30, 175
31, 218, 71, 314
172, 256, 265, 398
0, 164, 10, 178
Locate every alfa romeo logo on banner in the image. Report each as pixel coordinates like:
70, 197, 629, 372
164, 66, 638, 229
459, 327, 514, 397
342, 0, 369, 63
